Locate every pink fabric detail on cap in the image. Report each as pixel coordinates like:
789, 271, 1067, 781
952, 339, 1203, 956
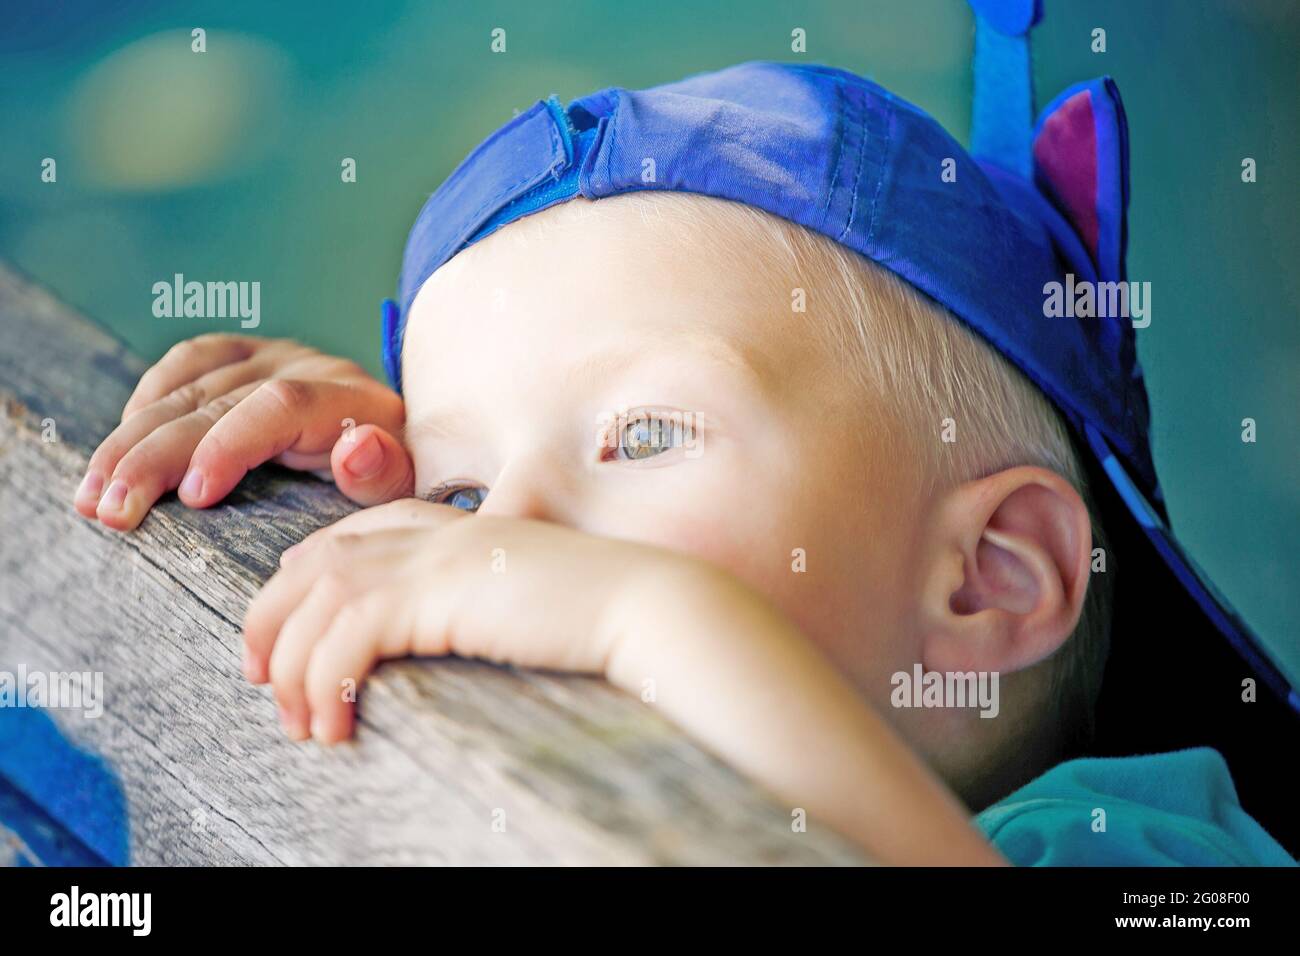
1033, 89, 1099, 259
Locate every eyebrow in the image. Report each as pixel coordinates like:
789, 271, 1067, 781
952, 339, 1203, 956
403, 328, 770, 446
571, 328, 771, 388
403, 398, 476, 445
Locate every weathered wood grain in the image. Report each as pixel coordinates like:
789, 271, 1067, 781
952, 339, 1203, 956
0, 262, 866, 865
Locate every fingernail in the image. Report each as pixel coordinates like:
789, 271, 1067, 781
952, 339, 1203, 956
280, 543, 301, 566
310, 716, 327, 742
278, 705, 308, 740
342, 434, 383, 479
99, 480, 128, 513
241, 647, 254, 680
76, 471, 104, 506
179, 468, 204, 501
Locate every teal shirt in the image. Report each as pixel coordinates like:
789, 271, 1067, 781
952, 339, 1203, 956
974, 748, 1296, 866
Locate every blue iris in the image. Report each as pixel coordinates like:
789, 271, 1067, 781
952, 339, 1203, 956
445, 486, 487, 512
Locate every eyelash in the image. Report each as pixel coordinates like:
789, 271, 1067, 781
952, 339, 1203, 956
421, 481, 482, 507
422, 481, 458, 501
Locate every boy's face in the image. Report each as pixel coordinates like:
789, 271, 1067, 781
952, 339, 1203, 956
400, 198, 929, 707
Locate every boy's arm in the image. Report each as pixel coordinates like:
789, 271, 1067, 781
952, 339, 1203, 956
251, 500, 1005, 866
606, 561, 1005, 866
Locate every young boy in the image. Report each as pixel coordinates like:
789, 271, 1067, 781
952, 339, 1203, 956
72, 32, 1297, 862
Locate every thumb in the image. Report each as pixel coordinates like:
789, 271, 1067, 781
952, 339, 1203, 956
330, 424, 414, 505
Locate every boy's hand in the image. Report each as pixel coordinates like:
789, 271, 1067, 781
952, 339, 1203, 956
244, 498, 671, 743
75, 334, 413, 530
244, 498, 1005, 865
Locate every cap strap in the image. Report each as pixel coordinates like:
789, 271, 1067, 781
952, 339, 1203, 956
968, 0, 1042, 177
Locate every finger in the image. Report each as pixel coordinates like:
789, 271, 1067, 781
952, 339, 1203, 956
267, 569, 379, 740
274, 449, 333, 472
180, 379, 404, 509
78, 363, 267, 518
122, 335, 260, 421
94, 382, 261, 530
305, 588, 419, 744
279, 497, 463, 566
245, 530, 416, 671
330, 424, 415, 507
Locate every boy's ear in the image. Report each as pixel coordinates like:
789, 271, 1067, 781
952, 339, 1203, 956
917, 466, 1091, 677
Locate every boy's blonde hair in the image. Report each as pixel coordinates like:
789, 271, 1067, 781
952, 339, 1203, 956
580, 191, 1112, 751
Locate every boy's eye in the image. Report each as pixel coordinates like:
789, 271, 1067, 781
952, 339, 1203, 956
426, 484, 487, 512
611, 414, 686, 461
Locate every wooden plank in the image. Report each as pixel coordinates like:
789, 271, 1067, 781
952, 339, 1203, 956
0, 263, 865, 865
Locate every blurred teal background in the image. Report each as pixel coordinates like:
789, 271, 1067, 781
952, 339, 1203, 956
2, 0, 1296, 679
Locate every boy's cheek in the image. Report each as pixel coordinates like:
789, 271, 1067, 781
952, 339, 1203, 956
625, 509, 747, 574
641, 496, 914, 698
626, 500, 864, 622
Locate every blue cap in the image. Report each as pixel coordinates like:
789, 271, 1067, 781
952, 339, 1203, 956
383, 2, 1298, 735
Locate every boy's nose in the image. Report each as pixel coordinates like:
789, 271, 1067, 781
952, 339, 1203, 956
473, 456, 571, 525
